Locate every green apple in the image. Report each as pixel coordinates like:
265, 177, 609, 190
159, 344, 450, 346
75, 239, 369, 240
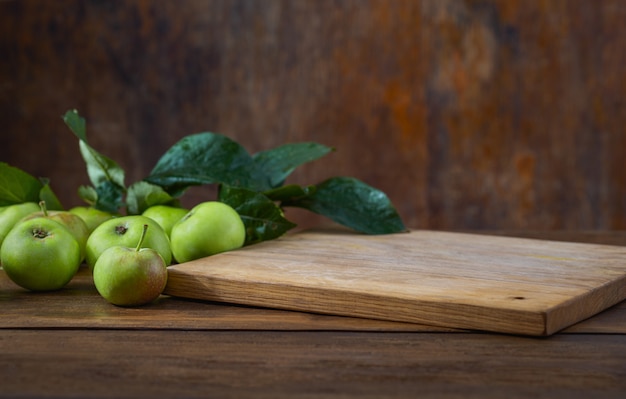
69, 206, 116, 234
142, 205, 189, 237
93, 224, 168, 306
21, 202, 90, 262
1, 217, 81, 291
0, 202, 40, 251
170, 201, 246, 263
85, 215, 172, 269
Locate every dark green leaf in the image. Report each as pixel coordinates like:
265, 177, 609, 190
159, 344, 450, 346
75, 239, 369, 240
146, 133, 269, 194
0, 162, 43, 206
38, 178, 64, 211
219, 185, 297, 245
94, 181, 125, 214
63, 109, 126, 213
253, 142, 334, 188
263, 184, 316, 202
284, 177, 407, 235
78, 140, 126, 189
62, 109, 87, 141
126, 181, 176, 215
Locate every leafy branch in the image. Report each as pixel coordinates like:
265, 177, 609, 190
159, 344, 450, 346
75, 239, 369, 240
61, 109, 407, 245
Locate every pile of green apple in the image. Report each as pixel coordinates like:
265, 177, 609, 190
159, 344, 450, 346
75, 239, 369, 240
0, 200, 245, 306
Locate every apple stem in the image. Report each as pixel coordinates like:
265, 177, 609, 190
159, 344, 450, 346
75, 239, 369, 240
38, 200, 49, 216
136, 224, 149, 252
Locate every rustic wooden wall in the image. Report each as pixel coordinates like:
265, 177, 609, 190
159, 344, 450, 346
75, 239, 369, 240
1, 0, 624, 230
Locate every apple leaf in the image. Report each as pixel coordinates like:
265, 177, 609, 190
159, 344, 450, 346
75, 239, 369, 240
93, 180, 125, 214
0, 162, 42, 206
146, 133, 270, 195
126, 181, 176, 215
283, 177, 407, 235
77, 141, 126, 190
63, 110, 126, 213
253, 143, 334, 188
62, 109, 87, 141
219, 185, 297, 245
263, 184, 316, 202
77, 185, 98, 206
38, 178, 64, 211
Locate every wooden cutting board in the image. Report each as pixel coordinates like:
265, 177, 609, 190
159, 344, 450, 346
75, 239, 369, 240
163, 229, 626, 336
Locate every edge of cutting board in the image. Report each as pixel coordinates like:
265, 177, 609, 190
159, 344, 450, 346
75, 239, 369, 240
163, 229, 626, 336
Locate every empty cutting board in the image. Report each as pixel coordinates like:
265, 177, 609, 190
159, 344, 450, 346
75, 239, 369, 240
163, 229, 626, 336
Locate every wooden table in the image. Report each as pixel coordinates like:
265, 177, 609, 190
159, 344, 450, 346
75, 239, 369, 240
2, 231, 626, 398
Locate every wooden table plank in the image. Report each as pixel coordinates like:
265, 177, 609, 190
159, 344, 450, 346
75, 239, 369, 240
0, 267, 456, 332
2, 266, 625, 334
1, 330, 625, 399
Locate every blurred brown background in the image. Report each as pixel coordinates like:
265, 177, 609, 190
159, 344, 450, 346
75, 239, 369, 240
1, 0, 624, 230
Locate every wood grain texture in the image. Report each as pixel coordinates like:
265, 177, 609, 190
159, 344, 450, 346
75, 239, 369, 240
163, 229, 626, 336
0, 266, 455, 332
1, 231, 626, 398
2, 261, 626, 334
1, 330, 626, 398
1, 0, 625, 230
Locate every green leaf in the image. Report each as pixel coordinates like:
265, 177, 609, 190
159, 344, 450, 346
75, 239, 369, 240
38, 178, 64, 211
63, 109, 126, 213
77, 185, 98, 206
0, 162, 43, 206
94, 181, 125, 214
284, 177, 407, 235
62, 109, 87, 141
219, 185, 297, 245
263, 184, 316, 202
79, 139, 126, 213
126, 181, 176, 215
146, 133, 269, 194
78, 140, 126, 189
253, 142, 334, 188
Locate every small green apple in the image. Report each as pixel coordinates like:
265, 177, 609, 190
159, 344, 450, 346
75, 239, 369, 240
21, 202, 90, 262
0, 202, 40, 251
69, 206, 116, 234
170, 201, 246, 263
85, 215, 172, 269
142, 205, 189, 237
1, 217, 81, 291
93, 224, 168, 306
